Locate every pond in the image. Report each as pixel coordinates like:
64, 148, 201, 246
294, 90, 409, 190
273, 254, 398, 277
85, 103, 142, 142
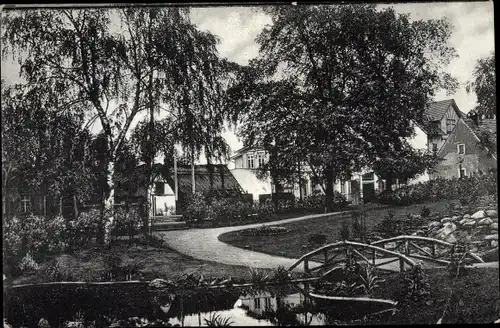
3, 281, 396, 327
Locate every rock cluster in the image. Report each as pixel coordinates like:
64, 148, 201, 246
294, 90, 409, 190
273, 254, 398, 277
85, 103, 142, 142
417, 208, 499, 254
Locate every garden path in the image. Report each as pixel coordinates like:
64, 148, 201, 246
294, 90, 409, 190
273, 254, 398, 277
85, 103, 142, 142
157, 211, 348, 272
157, 212, 498, 272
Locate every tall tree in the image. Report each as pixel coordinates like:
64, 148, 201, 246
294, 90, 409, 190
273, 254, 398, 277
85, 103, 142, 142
229, 5, 458, 210
3, 7, 234, 240
466, 51, 495, 119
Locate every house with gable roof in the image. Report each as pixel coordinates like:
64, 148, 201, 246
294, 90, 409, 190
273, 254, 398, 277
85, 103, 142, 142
432, 114, 497, 179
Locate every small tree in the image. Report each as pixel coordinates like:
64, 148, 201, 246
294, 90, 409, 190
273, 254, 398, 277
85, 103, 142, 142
466, 51, 495, 119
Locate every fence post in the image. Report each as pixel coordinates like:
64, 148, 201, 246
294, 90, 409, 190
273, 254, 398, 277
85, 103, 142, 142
399, 258, 405, 272
405, 240, 410, 255
372, 249, 376, 265
304, 258, 309, 273
59, 197, 62, 215
432, 243, 436, 257
324, 249, 328, 263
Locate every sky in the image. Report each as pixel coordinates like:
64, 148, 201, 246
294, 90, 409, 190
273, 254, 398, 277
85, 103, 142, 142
1, 2, 495, 163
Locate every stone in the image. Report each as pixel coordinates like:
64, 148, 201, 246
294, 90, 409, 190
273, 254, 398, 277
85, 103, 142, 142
452, 215, 461, 221
471, 210, 486, 220
486, 210, 498, 218
428, 221, 441, 229
442, 233, 457, 244
490, 223, 498, 230
462, 220, 477, 228
463, 214, 471, 220
491, 240, 498, 248
484, 234, 498, 240
438, 222, 457, 234
478, 217, 494, 226
441, 217, 453, 223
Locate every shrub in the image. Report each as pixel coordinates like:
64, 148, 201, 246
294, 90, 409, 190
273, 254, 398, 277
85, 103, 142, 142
18, 252, 40, 273
296, 190, 347, 212
420, 205, 431, 218
376, 174, 497, 206
4, 214, 68, 262
112, 206, 143, 242
398, 264, 430, 306
67, 209, 103, 249
351, 210, 369, 242
239, 225, 290, 236
339, 221, 351, 240
308, 233, 327, 246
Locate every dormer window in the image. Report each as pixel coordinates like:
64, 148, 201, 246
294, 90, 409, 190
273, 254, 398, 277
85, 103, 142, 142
432, 143, 438, 153
247, 154, 255, 168
457, 144, 465, 155
257, 153, 266, 168
446, 119, 456, 133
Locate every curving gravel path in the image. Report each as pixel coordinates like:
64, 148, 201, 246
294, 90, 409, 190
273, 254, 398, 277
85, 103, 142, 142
156, 211, 499, 272
156, 212, 348, 272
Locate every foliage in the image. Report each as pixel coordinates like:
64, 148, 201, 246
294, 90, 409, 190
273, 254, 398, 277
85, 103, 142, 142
357, 265, 386, 296
297, 190, 348, 212
420, 205, 431, 218
249, 267, 269, 284
67, 209, 103, 249
112, 206, 143, 242
204, 313, 234, 327
230, 4, 457, 211
3, 214, 68, 262
398, 264, 431, 306
308, 233, 327, 246
466, 51, 495, 119
36, 259, 74, 282
339, 221, 351, 241
375, 211, 426, 238
351, 210, 369, 242
239, 225, 290, 237
373, 148, 438, 190
376, 174, 498, 206
17, 252, 40, 273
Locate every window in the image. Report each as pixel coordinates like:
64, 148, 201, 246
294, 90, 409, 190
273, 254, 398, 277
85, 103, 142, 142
340, 181, 346, 194
247, 154, 255, 168
457, 144, 465, 155
257, 153, 266, 168
459, 165, 467, 178
432, 143, 438, 153
446, 119, 456, 133
264, 297, 272, 309
20, 195, 31, 213
254, 297, 261, 309
154, 182, 165, 195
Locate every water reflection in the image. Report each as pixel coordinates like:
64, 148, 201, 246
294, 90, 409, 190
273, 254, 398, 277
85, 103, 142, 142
4, 281, 395, 327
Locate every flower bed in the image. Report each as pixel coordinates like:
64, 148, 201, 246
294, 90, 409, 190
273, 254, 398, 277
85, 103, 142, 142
238, 225, 291, 236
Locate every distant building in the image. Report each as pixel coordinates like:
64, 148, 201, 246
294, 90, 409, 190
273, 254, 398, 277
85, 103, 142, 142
433, 115, 497, 178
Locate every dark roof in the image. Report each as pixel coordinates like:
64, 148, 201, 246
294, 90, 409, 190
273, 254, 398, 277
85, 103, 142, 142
424, 99, 459, 121
173, 164, 243, 195
461, 117, 497, 156
422, 121, 446, 136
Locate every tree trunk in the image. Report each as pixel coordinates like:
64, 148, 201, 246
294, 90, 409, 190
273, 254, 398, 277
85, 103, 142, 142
298, 160, 303, 201
191, 151, 196, 194
325, 167, 335, 213
386, 175, 394, 191
100, 159, 115, 246
207, 157, 214, 192
73, 194, 78, 219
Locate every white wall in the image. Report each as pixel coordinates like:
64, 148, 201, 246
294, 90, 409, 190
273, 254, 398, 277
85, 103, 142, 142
407, 122, 428, 150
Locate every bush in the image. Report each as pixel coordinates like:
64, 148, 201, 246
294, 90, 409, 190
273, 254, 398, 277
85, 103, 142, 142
112, 206, 143, 242
338, 221, 351, 240
18, 252, 40, 274
351, 210, 369, 242
67, 209, 103, 249
308, 233, 327, 246
375, 211, 425, 238
398, 264, 431, 306
296, 190, 348, 212
376, 174, 497, 206
4, 214, 68, 261
420, 205, 431, 218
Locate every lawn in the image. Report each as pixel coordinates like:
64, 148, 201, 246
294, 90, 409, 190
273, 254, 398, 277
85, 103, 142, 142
218, 200, 458, 259
370, 267, 500, 324
8, 239, 271, 286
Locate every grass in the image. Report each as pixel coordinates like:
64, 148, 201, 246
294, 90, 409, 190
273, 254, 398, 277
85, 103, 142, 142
218, 200, 458, 259
370, 267, 500, 324
9, 239, 271, 286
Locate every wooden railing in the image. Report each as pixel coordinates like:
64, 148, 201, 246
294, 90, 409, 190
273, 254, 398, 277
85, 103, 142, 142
288, 240, 417, 274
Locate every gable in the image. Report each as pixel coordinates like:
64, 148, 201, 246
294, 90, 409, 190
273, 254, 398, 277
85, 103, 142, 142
425, 99, 454, 121
437, 119, 489, 158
